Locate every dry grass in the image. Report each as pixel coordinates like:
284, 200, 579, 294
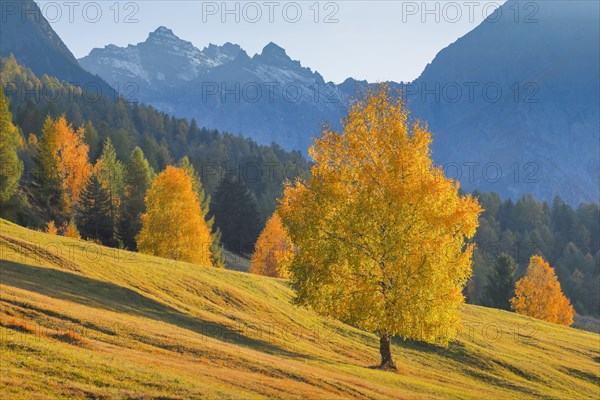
0, 316, 36, 334
0, 218, 599, 399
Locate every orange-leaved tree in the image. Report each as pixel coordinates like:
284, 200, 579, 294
250, 212, 294, 278
53, 115, 91, 208
511, 255, 574, 326
62, 220, 81, 239
137, 166, 213, 266
45, 220, 58, 235
278, 86, 481, 369
31, 115, 91, 220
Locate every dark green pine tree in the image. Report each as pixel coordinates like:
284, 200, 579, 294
83, 120, 100, 162
484, 253, 517, 311
179, 157, 226, 267
208, 226, 226, 268
95, 138, 124, 245
0, 87, 23, 205
212, 175, 262, 255
119, 147, 154, 250
77, 173, 115, 246
31, 116, 68, 222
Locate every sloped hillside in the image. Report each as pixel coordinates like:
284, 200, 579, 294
0, 219, 598, 399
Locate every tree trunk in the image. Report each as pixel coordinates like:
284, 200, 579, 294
379, 334, 397, 370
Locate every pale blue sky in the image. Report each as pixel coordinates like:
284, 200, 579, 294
35, 0, 506, 83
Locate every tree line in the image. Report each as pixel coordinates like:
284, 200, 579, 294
0, 55, 309, 238
470, 192, 599, 316
249, 189, 598, 319
0, 99, 224, 265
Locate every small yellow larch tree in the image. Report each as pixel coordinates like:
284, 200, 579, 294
137, 166, 213, 266
45, 220, 58, 235
511, 255, 574, 326
250, 212, 294, 278
62, 220, 81, 239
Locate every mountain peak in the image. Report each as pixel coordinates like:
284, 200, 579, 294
203, 42, 242, 58
254, 42, 299, 69
153, 26, 175, 36
261, 42, 287, 58
147, 26, 180, 42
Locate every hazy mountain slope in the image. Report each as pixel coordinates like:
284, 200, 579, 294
1, 218, 599, 399
0, 0, 114, 96
409, 0, 599, 204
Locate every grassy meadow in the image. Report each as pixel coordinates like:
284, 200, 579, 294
0, 219, 599, 399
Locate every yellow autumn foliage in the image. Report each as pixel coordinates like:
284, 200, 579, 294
137, 166, 213, 266
250, 212, 294, 278
45, 220, 58, 235
62, 221, 81, 239
511, 255, 574, 326
278, 86, 482, 355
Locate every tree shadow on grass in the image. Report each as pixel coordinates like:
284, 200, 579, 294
0, 260, 307, 359
399, 337, 542, 391
398, 338, 496, 372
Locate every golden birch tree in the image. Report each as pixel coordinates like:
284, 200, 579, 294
278, 86, 481, 369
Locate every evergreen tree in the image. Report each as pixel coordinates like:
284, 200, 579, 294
179, 156, 202, 194
119, 147, 154, 250
31, 117, 68, 222
208, 227, 226, 268
94, 138, 124, 245
0, 87, 23, 205
179, 157, 226, 267
483, 253, 516, 310
77, 174, 115, 246
212, 176, 262, 254
83, 121, 100, 161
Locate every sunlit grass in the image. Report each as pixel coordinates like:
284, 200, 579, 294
1, 219, 598, 399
